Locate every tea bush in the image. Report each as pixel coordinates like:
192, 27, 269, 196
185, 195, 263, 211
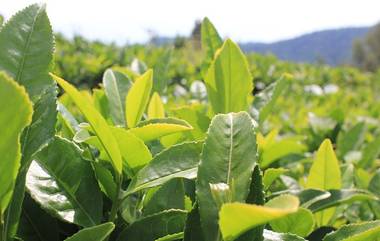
1, 3, 380, 241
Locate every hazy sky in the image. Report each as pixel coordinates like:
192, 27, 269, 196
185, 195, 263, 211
2, 0, 380, 44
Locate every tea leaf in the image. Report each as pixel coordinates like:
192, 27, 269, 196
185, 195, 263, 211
196, 112, 257, 240
126, 69, 153, 127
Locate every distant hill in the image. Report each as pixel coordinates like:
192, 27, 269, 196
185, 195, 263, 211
240, 27, 371, 65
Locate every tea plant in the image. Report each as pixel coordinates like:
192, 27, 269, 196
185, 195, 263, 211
0, 3, 380, 241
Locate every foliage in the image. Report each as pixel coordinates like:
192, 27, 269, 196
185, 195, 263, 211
1, 4, 380, 241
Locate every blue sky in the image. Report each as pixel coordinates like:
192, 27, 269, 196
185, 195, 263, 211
2, 0, 380, 44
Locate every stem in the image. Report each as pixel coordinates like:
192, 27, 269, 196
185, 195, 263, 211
109, 173, 123, 222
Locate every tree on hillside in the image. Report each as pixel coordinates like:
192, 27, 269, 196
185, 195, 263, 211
353, 23, 380, 72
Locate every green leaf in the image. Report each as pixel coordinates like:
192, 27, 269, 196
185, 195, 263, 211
184, 204, 204, 241
129, 118, 193, 142
263, 230, 306, 241
103, 69, 132, 126
252, 74, 291, 124
323, 221, 380, 241
306, 189, 377, 213
64, 222, 115, 241
201, 17, 223, 77
4, 84, 57, 239
155, 232, 184, 241
143, 179, 185, 216
358, 135, 380, 168
126, 142, 202, 195
153, 48, 172, 94
116, 210, 187, 241
240, 165, 265, 241
17, 194, 59, 241
306, 139, 341, 226
204, 39, 253, 114
337, 122, 366, 159
261, 137, 306, 168
0, 4, 56, 238
263, 168, 288, 190
126, 69, 153, 127
219, 195, 299, 241
52, 74, 123, 174
110, 127, 152, 173
0, 3, 54, 101
0, 73, 32, 214
26, 137, 103, 227
196, 112, 257, 240
148, 92, 165, 119
269, 208, 314, 237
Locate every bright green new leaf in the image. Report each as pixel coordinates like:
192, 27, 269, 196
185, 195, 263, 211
263, 168, 288, 190
148, 92, 165, 119
201, 17, 223, 77
52, 74, 122, 174
0, 72, 32, 214
103, 69, 132, 126
306, 139, 341, 226
323, 221, 380, 241
111, 127, 152, 172
261, 137, 306, 168
270, 208, 315, 237
126, 69, 153, 127
155, 232, 184, 241
65, 222, 115, 241
204, 39, 253, 114
129, 118, 193, 142
196, 112, 257, 241
126, 142, 202, 195
219, 195, 299, 241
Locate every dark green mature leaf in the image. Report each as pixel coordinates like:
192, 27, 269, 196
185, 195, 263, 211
252, 74, 291, 124
263, 230, 306, 241
239, 165, 265, 241
286, 189, 377, 213
103, 69, 132, 126
155, 232, 184, 241
0, 3, 54, 101
337, 122, 366, 159
201, 17, 223, 77
126, 142, 202, 195
307, 189, 377, 212
196, 112, 257, 241
17, 194, 59, 241
0, 73, 32, 214
143, 179, 185, 216
204, 40, 253, 114
184, 204, 204, 241
5, 85, 57, 238
64, 222, 115, 241
323, 220, 380, 241
116, 210, 187, 241
26, 137, 103, 227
